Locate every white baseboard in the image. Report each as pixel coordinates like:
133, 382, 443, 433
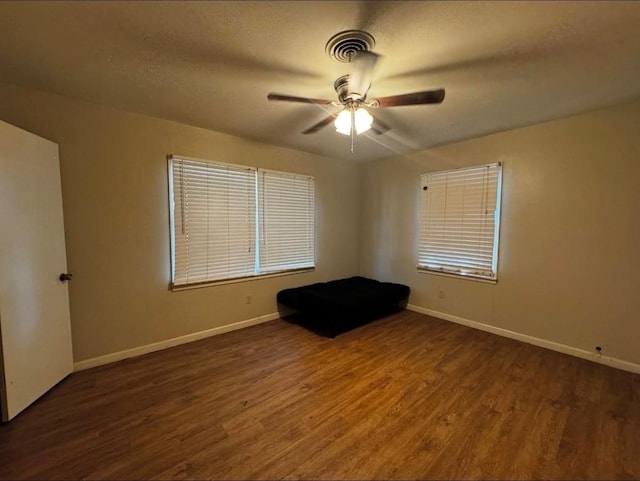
407, 304, 640, 375
73, 312, 280, 372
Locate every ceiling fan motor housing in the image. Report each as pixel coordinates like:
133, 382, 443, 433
334, 75, 370, 103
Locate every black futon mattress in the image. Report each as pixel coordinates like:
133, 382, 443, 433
277, 276, 410, 336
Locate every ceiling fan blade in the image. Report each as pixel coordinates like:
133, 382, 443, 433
370, 115, 391, 135
267, 93, 333, 105
302, 115, 337, 135
348, 51, 380, 100
376, 89, 445, 107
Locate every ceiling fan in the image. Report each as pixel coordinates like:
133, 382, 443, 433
267, 30, 445, 150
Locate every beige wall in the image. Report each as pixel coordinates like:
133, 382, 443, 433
0, 82, 360, 362
360, 100, 640, 366
3, 78, 639, 368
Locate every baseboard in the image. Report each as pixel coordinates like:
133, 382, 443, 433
73, 312, 280, 372
407, 304, 640, 375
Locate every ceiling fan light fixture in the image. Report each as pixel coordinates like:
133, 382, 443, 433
334, 108, 373, 135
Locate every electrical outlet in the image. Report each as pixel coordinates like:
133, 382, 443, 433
438, 289, 446, 299
245, 295, 252, 305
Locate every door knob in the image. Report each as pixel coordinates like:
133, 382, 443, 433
59, 273, 73, 282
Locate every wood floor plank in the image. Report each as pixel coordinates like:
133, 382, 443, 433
1, 311, 638, 480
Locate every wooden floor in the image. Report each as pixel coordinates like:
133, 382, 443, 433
1, 311, 639, 480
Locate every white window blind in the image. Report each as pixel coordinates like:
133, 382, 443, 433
170, 156, 257, 286
418, 163, 502, 280
258, 169, 315, 273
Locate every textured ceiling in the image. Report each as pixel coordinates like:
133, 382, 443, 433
1, 1, 639, 162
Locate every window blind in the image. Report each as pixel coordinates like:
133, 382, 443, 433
418, 163, 502, 280
258, 169, 315, 273
170, 156, 257, 286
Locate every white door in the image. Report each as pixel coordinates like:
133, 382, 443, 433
0, 120, 73, 422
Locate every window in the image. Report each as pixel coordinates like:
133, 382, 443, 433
258, 169, 315, 274
169, 155, 315, 288
418, 163, 502, 281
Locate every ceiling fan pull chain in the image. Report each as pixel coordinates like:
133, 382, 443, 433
350, 109, 356, 152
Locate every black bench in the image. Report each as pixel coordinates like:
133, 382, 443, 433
277, 276, 410, 337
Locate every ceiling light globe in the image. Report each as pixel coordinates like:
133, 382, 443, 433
354, 108, 373, 134
334, 110, 352, 135
334, 108, 373, 135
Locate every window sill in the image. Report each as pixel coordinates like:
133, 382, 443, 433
170, 267, 315, 291
417, 268, 497, 285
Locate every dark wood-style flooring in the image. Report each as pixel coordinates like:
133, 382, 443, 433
1, 311, 639, 480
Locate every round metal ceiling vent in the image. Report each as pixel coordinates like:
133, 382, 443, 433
326, 30, 376, 63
